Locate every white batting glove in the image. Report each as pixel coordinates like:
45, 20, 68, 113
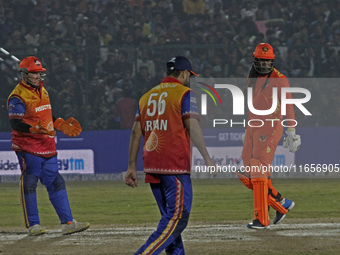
283, 128, 301, 153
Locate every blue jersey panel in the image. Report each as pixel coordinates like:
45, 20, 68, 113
8, 96, 25, 117
181, 90, 198, 115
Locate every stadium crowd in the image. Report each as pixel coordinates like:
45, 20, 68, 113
1, 0, 340, 130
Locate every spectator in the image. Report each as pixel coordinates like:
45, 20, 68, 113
24, 25, 40, 47
148, 22, 166, 44
136, 49, 156, 78
183, 0, 205, 16
207, 1, 225, 21
240, 1, 256, 20
0, 9, 22, 44
132, 24, 145, 45
134, 66, 153, 99
57, 79, 83, 121
99, 24, 113, 46
101, 8, 121, 35
201, 65, 213, 78
56, 13, 74, 38
116, 87, 136, 129
116, 71, 135, 97
102, 53, 119, 83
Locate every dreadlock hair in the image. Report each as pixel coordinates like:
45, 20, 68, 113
243, 65, 274, 94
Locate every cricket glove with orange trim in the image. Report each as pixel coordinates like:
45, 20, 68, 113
54, 117, 82, 137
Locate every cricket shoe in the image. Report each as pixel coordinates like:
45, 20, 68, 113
247, 219, 270, 229
28, 224, 46, 236
273, 198, 295, 224
61, 219, 90, 235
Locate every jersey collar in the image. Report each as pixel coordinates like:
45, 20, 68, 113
20, 80, 44, 97
161, 77, 183, 85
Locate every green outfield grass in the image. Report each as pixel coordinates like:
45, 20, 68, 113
0, 178, 339, 228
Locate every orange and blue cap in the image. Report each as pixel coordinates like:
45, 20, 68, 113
19, 56, 46, 72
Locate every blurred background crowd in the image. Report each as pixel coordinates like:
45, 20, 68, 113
0, 0, 339, 131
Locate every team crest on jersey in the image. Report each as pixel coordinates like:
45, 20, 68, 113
145, 130, 165, 153
260, 134, 266, 142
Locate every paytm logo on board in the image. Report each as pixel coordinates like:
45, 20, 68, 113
272, 154, 285, 166
58, 157, 84, 171
57, 149, 94, 174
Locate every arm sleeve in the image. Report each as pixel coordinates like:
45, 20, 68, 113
10, 119, 31, 133
181, 90, 200, 120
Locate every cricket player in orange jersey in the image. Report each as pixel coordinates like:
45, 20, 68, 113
125, 56, 215, 254
236, 43, 301, 229
7, 56, 89, 236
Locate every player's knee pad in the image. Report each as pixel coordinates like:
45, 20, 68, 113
236, 170, 253, 190
21, 174, 39, 228
23, 174, 38, 194
268, 195, 288, 214
52, 173, 66, 192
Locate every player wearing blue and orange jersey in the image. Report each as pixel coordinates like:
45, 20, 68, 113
7, 56, 90, 236
236, 43, 301, 229
125, 56, 215, 254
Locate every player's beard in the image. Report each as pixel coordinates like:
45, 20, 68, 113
183, 75, 190, 87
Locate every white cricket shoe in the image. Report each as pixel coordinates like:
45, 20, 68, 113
28, 224, 46, 236
61, 219, 90, 235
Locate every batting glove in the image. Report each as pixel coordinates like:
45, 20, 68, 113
30, 121, 56, 136
54, 117, 82, 137
283, 128, 301, 153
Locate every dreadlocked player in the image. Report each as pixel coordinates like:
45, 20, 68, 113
7, 56, 90, 236
236, 43, 301, 229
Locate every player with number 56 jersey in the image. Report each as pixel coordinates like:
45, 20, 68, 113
137, 75, 199, 175
125, 56, 215, 255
